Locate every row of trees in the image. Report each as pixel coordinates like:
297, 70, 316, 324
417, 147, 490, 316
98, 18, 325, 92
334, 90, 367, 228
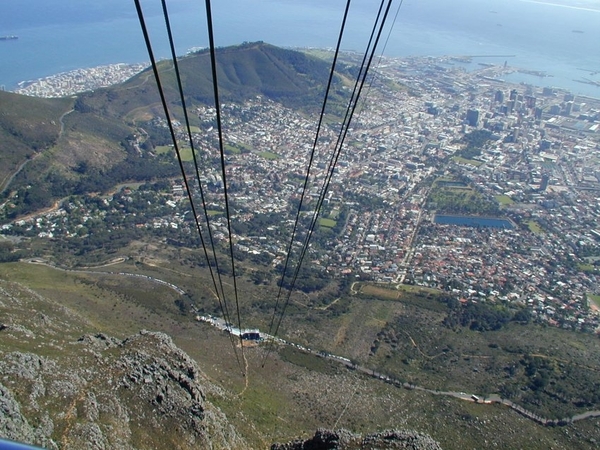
443, 300, 531, 331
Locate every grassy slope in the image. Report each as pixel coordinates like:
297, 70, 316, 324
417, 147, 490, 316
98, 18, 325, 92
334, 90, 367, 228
0, 91, 73, 190
2, 259, 600, 449
349, 283, 600, 419
76, 42, 336, 122
0, 265, 243, 449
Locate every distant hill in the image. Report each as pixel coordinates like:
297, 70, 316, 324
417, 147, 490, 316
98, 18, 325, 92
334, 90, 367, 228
74, 41, 339, 121
0, 42, 342, 218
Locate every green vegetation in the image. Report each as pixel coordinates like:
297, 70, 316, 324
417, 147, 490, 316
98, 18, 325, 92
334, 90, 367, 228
359, 284, 448, 313
225, 144, 241, 154
526, 219, 544, 234
370, 308, 599, 418
179, 147, 194, 162
318, 218, 337, 228
2, 251, 600, 449
154, 144, 194, 160
258, 150, 280, 160
578, 263, 598, 273
0, 241, 22, 262
279, 346, 338, 374
457, 129, 492, 160
452, 156, 484, 167
0, 91, 73, 191
351, 284, 599, 421
588, 294, 600, 309
495, 194, 514, 206
428, 182, 500, 216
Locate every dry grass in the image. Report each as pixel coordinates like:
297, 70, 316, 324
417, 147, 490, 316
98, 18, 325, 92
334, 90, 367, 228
3, 260, 600, 449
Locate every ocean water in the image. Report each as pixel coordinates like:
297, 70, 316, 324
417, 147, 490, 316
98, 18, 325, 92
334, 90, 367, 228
1, 0, 599, 97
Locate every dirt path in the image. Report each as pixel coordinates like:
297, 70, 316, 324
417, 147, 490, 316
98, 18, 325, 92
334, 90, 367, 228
0, 152, 42, 193
1, 108, 73, 193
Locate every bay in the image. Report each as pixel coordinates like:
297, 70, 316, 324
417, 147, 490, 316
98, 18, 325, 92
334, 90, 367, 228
0, 0, 599, 97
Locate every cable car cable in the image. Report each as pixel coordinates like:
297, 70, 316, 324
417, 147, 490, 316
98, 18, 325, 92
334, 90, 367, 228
265, 0, 353, 347
273, 0, 392, 344
134, 0, 243, 373
204, 0, 246, 366
159, 0, 233, 320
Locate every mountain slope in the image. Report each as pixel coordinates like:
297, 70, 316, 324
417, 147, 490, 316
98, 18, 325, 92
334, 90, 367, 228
74, 42, 338, 120
0, 277, 247, 450
0, 91, 73, 192
271, 429, 442, 450
1, 42, 340, 218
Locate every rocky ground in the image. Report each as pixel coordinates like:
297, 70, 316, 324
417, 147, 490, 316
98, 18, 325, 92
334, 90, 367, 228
0, 278, 246, 450
271, 429, 442, 450
1, 277, 443, 450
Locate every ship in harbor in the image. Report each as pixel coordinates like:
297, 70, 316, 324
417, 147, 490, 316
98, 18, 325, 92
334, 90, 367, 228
0, 35, 18, 41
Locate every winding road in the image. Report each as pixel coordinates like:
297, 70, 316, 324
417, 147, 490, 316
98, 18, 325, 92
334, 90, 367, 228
26, 258, 185, 296
199, 314, 600, 428
0, 108, 74, 194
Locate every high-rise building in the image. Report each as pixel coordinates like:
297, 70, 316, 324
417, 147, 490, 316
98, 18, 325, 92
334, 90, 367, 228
507, 100, 515, 114
539, 174, 549, 191
495, 90, 505, 103
525, 95, 537, 108
512, 127, 520, 141
550, 105, 561, 115
534, 107, 543, 120
466, 109, 480, 127
565, 101, 574, 116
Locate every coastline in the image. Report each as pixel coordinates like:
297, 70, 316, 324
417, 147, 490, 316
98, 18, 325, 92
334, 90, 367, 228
11, 62, 148, 98
9, 53, 599, 102
1, 1, 600, 98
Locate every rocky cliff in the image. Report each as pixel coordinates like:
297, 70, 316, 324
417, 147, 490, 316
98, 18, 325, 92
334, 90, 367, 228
1, 276, 443, 450
0, 278, 246, 450
271, 429, 442, 450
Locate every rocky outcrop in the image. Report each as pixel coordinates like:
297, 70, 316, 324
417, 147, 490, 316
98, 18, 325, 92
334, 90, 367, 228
0, 382, 57, 450
0, 330, 245, 450
0, 278, 246, 450
271, 429, 442, 450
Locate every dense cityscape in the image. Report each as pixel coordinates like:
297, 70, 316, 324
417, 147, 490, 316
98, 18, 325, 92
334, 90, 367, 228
9, 62, 147, 97
3, 54, 600, 333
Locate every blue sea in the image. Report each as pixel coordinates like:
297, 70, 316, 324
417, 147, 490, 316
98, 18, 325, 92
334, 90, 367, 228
1, 0, 599, 97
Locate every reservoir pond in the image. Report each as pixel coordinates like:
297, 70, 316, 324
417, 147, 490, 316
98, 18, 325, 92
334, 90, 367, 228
434, 215, 513, 229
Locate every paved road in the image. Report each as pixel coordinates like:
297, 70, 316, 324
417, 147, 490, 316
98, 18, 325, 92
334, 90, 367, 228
1, 109, 73, 194
26, 258, 186, 295
198, 315, 600, 427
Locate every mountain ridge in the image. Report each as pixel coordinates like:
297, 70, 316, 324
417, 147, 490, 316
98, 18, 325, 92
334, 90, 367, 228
74, 42, 338, 120
0, 42, 341, 218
